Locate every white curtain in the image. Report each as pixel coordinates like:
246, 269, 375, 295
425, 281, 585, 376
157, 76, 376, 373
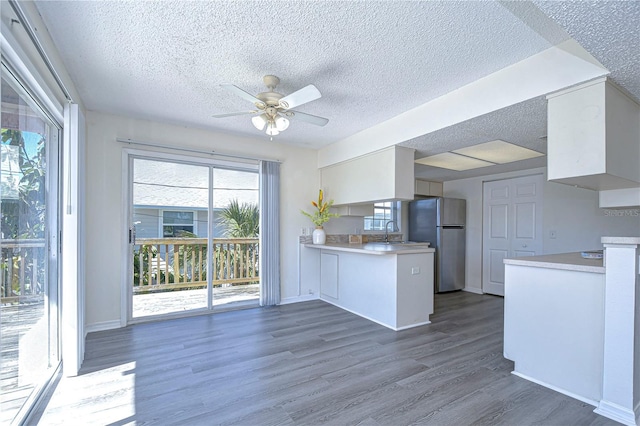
259, 161, 280, 306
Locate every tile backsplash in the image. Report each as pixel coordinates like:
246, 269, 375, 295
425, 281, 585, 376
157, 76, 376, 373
298, 233, 404, 244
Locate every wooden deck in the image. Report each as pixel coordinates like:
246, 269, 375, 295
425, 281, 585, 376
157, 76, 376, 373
132, 284, 260, 317
0, 300, 46, 425
34, 292, 615, 425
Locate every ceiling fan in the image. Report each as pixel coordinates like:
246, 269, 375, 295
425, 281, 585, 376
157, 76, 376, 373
213, 75, 329, 137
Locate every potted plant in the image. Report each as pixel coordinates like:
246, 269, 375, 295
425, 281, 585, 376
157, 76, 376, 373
301, 190, 339, 244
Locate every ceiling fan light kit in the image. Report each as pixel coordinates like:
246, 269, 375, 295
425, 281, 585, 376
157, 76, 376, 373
213, 75, 328, 138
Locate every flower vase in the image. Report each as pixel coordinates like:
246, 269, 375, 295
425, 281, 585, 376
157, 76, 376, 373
312, 226, 326, 245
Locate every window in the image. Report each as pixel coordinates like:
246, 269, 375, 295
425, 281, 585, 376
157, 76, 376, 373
162, 210, 195, 237
364, 202, 400, 231
1, 67, 61, 424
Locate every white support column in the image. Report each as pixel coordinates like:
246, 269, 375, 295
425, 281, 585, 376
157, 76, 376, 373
595, 237, 640, 426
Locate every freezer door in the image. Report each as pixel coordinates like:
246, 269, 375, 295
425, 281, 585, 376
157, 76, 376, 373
408, 199, 438, 244
440, 198, 466, 226
437, 227, 466, 292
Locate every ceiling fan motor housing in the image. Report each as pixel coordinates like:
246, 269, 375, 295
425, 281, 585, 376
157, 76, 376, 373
256, 91, 284, 108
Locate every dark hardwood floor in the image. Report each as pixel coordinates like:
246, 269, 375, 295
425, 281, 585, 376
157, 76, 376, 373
34, 292, 616, 425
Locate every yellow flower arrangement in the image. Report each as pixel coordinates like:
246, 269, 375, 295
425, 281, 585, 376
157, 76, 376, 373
301, 189, 340, 227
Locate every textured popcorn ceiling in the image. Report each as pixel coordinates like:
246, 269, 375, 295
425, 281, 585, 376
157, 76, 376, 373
34, 1, 640, 180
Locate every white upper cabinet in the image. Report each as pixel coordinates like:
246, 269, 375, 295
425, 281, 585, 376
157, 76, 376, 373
331, 204, 374, 217
320, 146, 415, 206
547, 77, 640, 191
414, 179, 443, 197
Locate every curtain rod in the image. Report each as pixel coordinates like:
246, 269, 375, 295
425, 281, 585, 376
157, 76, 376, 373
9, 0, 74, 103
115, 137, 281, 163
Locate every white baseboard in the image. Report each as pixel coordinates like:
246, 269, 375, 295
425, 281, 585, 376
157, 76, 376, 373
85, 320, 121, 334
395, 320, 431, 331
511, 371, 599, 407
594, 400, 637, 426
462, 287, 483, 295
320, 297, 430, 331
279, 293, 319, 305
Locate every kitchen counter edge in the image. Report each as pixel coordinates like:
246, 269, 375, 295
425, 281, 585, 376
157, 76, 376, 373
303, 243, 435, 255
504, 252, 604, 274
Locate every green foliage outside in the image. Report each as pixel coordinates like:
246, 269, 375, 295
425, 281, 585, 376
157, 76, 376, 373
218, 199, 259, 238
1, 129, 46, 239
1, 128, 47, 298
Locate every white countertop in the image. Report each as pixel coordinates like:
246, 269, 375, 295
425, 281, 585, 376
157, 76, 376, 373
303, 242, 435, 255
504, 252, 604, 274
601, 236, 640, 245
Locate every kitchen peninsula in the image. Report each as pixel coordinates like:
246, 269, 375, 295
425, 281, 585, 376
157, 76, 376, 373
503, 238, 640, 426
503, 252, 605, 405
304, 242, 435, 331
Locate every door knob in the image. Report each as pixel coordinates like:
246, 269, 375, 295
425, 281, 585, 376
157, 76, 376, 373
522, 244, 528, 248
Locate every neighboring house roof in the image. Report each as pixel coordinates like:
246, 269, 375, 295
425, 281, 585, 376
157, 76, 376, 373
133, 159, 258, 209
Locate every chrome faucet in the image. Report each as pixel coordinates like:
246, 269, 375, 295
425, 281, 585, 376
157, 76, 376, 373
384, 220, 398, 243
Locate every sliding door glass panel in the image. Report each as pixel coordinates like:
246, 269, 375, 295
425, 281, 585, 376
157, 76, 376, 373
131, 158, 209, 318
0, 73, 60, 424
212, 168, 259, 308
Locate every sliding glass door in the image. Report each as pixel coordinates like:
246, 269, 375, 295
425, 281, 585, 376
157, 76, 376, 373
211, 168, 260, 307
129, 156, 259, 320
0, 69, 60, 424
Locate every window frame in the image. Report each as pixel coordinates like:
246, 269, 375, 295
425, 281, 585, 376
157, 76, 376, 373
364, 201, 401, 232
159, 209, 197, 237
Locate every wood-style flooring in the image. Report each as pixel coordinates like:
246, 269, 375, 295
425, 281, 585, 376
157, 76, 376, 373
34, 292, 616, 425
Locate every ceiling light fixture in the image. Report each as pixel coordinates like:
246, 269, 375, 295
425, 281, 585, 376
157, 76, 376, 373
415, 152, 495, 171
453, 140, 544, 163
266, 122, 279, 136
251, 114, 268, 131
274, 115, 289, 131
415, 140, 545, 172
252, 110, 289, 138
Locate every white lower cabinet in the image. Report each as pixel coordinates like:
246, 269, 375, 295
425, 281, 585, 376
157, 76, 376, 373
320, 252, 339, 299
317, 248, 434, 330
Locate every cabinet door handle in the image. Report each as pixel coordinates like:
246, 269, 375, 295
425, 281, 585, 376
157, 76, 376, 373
522, 244, 528, 248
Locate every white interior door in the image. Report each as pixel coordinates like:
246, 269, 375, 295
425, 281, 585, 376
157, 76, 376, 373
482, 174, 543, 296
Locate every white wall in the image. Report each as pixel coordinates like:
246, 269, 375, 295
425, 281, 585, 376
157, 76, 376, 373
84, 111, 318, 329
444, 167, 640, 293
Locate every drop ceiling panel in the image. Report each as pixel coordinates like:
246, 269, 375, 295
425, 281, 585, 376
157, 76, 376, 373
415, 152, 495, 171
453, 140, 544, 164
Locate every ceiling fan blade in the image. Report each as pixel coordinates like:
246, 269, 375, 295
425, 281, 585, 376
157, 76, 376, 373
220, 84, 266, 108
286, 110, 329, 127
278, 84, 321, 110
212, 111, 258, 118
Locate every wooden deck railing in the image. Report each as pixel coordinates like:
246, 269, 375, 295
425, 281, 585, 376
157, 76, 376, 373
1, 239, 46, 304
133, 238, 259, 294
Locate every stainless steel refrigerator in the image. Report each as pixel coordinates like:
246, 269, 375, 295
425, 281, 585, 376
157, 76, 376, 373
408, 197, 466, 293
